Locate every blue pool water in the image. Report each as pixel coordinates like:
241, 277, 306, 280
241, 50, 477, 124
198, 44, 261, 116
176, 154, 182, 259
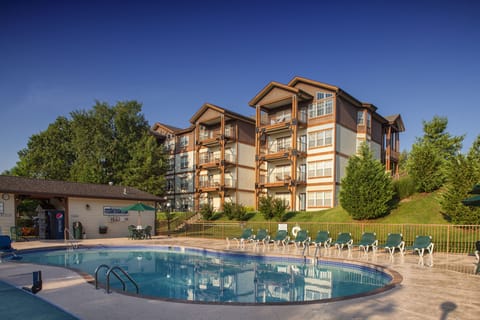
19, 246, 392, 304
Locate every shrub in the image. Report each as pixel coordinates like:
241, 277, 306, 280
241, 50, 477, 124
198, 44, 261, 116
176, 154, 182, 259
259, 195, 288, 221
224, 202, 250, 221
200, 204, 215, 220
393, 175, 416, 200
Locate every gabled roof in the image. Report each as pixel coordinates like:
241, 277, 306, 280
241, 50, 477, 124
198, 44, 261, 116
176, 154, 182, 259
248, 81, 312, 107
287, 76, 340, 92
0, 175, 162, 201
151, 122, 183, 133
288, 76, 363, 106
189, 103, 255, 124
385, 114, 406, 132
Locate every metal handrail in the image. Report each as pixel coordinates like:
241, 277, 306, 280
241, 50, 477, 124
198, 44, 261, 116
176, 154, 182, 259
94, 264, 139, 294
64, 228, 78, 249
106, 266, 139, 294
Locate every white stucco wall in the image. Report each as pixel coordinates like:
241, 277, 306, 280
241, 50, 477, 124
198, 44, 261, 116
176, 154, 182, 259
68, 198, 156, 239
0, 193, 15, 236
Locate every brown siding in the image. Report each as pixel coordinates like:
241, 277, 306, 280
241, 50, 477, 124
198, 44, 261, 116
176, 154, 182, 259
237, 121, 256, 146
257, 88, 293, 106
336, 97, 357, 132
371, 118, 383, 144
294, 82, 333, 96
196, 108, 222, 123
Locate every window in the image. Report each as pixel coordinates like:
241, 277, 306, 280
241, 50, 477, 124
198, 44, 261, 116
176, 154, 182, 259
308, 129, 333, 148
168, 158, 174, 171
316, 92, 333, 100
275, 193, 290, 207
308, 191, 332, 207
357, 111, 364, 125
166, 179, 174, 192
308, 92, 333, 118
179, 136, 189, 147
180, 155, 189, 169
276, 136, 291, 152
367, 113, 371, 131
180, 177, 188, 190
308, 160, 333, 178
275, 165, 291, 180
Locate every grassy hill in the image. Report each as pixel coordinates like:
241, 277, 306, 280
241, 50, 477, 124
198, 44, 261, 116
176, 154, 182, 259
248, 191, 449, 224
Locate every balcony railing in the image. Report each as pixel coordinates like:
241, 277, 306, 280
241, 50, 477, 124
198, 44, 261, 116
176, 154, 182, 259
199, 129, 236, 143
198, 179, 236, 188
259, 110, 307, 127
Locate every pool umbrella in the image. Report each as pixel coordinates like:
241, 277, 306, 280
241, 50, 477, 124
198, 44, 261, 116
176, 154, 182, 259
121, 202, 156, 226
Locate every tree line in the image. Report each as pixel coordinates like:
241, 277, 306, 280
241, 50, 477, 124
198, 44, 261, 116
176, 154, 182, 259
340, 116, 480, 224
4, 100, 167, 196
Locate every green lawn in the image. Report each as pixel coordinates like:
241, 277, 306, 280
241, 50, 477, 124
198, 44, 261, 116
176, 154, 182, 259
236, 191, 450, 224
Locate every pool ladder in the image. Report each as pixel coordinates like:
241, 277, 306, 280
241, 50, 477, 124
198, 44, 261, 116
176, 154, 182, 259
94, 264, 139, 294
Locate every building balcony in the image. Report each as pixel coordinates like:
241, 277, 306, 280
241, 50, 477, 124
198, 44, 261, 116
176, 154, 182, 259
198, 130, 236, 146
196, 178, 236, 192
197, 153, 236, 169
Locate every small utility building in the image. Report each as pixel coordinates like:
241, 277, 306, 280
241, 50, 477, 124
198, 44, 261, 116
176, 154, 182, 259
0, 175, 161, 239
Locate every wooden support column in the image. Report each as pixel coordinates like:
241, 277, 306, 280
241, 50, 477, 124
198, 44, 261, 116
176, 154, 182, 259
290, 95, 297, 211
255, 105, 262, 210
194, 124, 200, 212
220, 115, 225, 211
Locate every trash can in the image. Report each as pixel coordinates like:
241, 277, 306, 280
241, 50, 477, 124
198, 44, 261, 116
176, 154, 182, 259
73, 221, 83, 240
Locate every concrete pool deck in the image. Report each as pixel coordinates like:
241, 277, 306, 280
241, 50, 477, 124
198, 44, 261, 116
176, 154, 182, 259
1, 236, 479, 320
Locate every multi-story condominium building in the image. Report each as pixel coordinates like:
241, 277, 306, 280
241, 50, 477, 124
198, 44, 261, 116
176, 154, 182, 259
249, 76, 404, 211
151, 123, 196, 212
152, 103, 256, 212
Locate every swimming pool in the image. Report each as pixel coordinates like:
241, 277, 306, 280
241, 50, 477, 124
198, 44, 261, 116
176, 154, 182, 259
18, 246, 396, 304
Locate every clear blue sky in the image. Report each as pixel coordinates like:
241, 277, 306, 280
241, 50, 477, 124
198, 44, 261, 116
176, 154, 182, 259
1, 0, 479, 173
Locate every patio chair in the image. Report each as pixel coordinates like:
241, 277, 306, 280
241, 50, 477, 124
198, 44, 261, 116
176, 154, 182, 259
333, 232, 353, 251
253, 229, 270, 247
271, 230, 289, 247
128, 225, 137, 239
228, 228, 254, 248
312, 231, 332, 249
353, 232, 378, 253
143, 225, 152, 239
378, 233, 405, 256
291, 229, 310, 248
404, 235, 434, 257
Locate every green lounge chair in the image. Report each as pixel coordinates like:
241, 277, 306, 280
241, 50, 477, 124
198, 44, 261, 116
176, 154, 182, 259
312, 231, 332, 248
405, 235, 434, 257
291, 229, 310, 248
378, 233, 405, 256
253, 229, 270, 247
333, 232, 353, 251
228, 228, 254, 248
312, 231, 332, 259
354, 232, 378, 253
271, 230, 289, 247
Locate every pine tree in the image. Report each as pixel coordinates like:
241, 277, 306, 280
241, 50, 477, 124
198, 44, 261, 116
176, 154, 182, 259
340, 143, 394, 220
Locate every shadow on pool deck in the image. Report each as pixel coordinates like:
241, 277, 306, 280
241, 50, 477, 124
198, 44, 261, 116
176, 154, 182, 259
0, 280, 79, 319
1, 237, 480, 320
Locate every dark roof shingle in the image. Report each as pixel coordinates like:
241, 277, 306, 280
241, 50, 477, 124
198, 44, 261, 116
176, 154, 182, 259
0, 175, 162, 202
